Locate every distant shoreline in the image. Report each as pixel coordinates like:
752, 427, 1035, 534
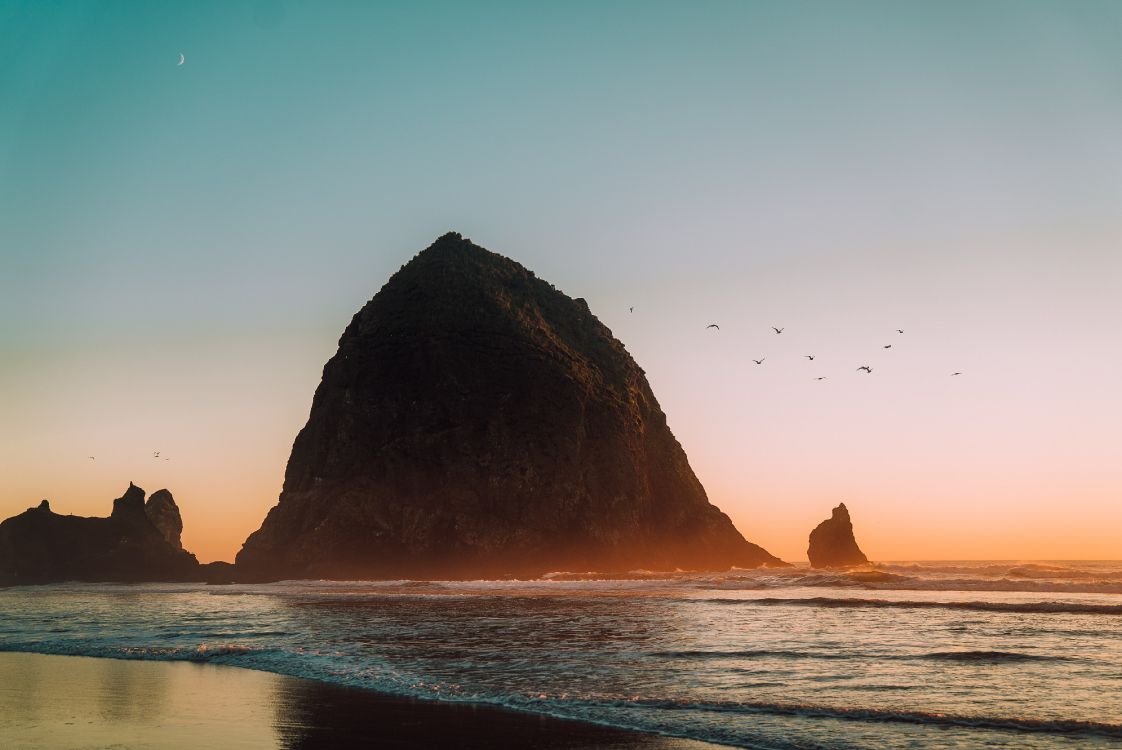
0, 652, 725, 749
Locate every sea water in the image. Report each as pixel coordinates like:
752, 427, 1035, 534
2, 562, 1121, 749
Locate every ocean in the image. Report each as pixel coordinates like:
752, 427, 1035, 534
2, 561, 1120, 749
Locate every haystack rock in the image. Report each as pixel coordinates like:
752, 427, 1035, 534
236, 233, 785, 580
807, 503, 869, 568
0, 483, 200, 585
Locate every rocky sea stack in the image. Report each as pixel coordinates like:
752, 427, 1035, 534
0, 484, 201, 585
807, 503, 869, 568
237, 233, 784, 580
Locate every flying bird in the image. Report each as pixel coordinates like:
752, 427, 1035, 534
883, 344, 892, 349
857, 366, 872, 373
897, 329, 904, 334
772, 327, 784, 334
816, 377, 827, 381
706, 324, 720, 330
88, 456, 95, 460
629, 306, 634, 313
805, 355, 815, 361
753, 358, 765, 365
951, 372, 962, 376
153, 451, 160, 458
177, 53, 185, 66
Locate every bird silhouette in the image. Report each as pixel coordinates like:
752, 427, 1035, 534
897, 329, 904, 334
629, 306, 634, 313
805, 355, 815, 361
707, 324, 720, 330
153, 451, 160, 458
816, 377, 827, 381
88, 456, 95, 460
857, 366, 872, 373
883, 344, 892, 349
951, 372, 962, 376
772, 327, 784, 334
753, 358, 765, 365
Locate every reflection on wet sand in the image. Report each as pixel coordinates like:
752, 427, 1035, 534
272, 675, 717, 749
0, 652, 718, 749
0, 652, 279, 749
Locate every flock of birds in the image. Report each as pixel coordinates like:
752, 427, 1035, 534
631, 308, 963, 380
87, 452, 169, 462
712, 324, 963, 379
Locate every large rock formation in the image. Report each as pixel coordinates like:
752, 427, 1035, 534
237, 233, 785, 580
807, 503, 869, 568
0, 484, 201, 585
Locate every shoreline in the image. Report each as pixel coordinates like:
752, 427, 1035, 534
0, 651, 725, 749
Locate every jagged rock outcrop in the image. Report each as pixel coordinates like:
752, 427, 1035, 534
0, 483, 201, 585
237, 233, 785, 580
807, 503, 869, 568
145, 489, 184, 550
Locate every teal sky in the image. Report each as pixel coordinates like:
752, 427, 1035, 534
2, 1, 1120, 562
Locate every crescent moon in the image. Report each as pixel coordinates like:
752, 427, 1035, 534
177, 53, 185, 66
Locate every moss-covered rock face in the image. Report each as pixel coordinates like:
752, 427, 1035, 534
237, 233, 785, 580
807, 503, 870, 569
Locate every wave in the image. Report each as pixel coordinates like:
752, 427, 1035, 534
698, 568, 1122, 595
648, 649, 852, 661
792, 571, 915, 587
0, 641, 276, 663
919, 650, 1065, 663
1005, 565, 1105, 580
578, 697, 1122, 739
650, 648, 1066, 664
698, 596, 1122, 615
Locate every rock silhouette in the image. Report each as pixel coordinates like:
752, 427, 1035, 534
0, 483, 201, 585
807, 503, 869, 568
237, 233, 785, 580
144, 489, 185, 550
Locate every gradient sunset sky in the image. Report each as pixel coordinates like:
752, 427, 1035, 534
2, 1, 1120, 563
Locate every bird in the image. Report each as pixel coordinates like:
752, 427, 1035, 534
629, 306, 634, 313
153, 451, 160, 458
897, 329, 904, 334
177, 53, 185, 66
883, 344, 892, 349
88, 456, 95, 460
815, 377, 827, 381
753, 358, 765, 365
857, 366, 872, 373
706, 324, 720, 330
805, 355, 815, 361
772, 327, 784, 334
951, 372, 962, 376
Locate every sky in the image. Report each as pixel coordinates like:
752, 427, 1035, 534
1, 1, 1120, 564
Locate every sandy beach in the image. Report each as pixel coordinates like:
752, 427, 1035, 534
0, 652, 723, 749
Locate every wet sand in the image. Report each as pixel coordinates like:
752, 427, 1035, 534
0, 652, 724, 749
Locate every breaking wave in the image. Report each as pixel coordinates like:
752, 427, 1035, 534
0, 641, 276, 663
699, 596, 1122, 615
572, 697, 1122, 740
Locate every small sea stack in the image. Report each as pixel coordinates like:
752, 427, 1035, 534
0, 483, 202, 585
807, 502, 869, 568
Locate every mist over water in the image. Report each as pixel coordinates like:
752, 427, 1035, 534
3, 561, 1121, 749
